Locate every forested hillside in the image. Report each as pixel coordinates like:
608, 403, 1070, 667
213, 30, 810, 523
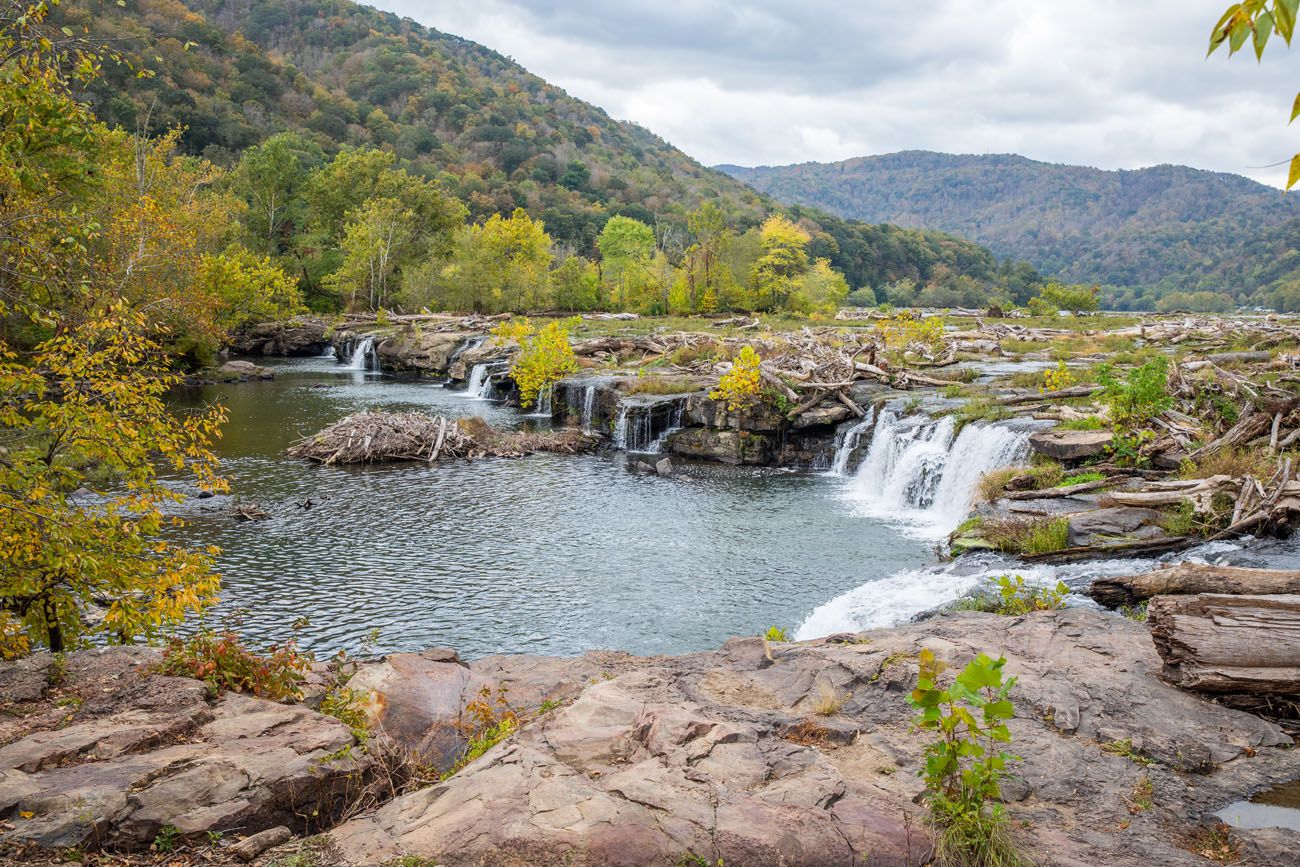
51, 0, 1041, 308
721, 152, 1300, 311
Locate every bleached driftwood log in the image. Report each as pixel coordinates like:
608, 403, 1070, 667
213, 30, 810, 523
1148, 593, 1300, 694
1089, 563, 1300, 608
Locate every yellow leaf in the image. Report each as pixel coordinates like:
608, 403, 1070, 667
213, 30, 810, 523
1288, 153, 1300, 190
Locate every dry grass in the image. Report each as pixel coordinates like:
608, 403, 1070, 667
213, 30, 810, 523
810, 680, 847, 716
1179, 448, 1283, 481
626, 374, 700, 395
980, 517, 1071, 555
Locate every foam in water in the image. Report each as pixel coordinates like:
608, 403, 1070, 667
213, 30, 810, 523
794, 543, 1243, 640
844, 409, 1028, 540
343, 336, 377, 372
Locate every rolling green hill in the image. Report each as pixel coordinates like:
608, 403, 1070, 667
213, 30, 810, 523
54, 0, 1037, 299
720, 152, 1300, 310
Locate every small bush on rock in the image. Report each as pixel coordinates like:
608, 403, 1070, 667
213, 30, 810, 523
910, 649, 1027, 867
159, 629, 310, 701
710, 344, 764, 412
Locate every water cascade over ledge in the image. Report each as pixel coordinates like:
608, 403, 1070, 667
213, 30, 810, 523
342, 336, 379, 372
843, 407, 1030, 540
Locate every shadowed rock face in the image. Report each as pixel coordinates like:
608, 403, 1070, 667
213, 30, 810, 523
326, 610, 1300, 867
0, 647, 372, 851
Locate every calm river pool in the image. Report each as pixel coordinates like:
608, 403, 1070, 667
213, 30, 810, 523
170, 356, 934, 658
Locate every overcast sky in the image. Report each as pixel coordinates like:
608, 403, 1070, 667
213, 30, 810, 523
373, 0, 1300, 187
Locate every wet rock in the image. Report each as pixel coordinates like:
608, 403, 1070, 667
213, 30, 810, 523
655, 457, 674, 477
0, 647, 371, 851
215, 359, 274, 381
327, 609, 1300, 867
375, 330, 481, 375
666, 427, 773, 465
1029, 429, 1113, 461
1067, 506, 1166, 547
228, 318, 331, 356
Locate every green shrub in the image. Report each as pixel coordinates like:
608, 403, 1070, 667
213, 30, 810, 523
1058, 416, 1105, 431
1097, 356, 1172, 427
954, 575, 1069, 616
910, 649, 1027, 867
764, 626, 790, 642
1058, 471, 1105, 487
981, 518, 1070, 555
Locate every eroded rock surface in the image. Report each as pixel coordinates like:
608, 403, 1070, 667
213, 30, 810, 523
326, 611, 1300, 867
1029, 429, 1114, 461
229, 318, 332, 356
0, 648, 371, 851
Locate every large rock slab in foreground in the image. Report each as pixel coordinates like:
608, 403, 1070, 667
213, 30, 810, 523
1029, 428, 1113, 461
327, 610, 1300, 867
0, 647, 371, 851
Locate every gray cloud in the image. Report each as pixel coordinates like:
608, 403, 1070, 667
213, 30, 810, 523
376, 0, 1300, 186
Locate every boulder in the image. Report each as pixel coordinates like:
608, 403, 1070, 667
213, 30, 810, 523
655, 457, 674, 477
327, 609, 1300, 867
666, 427, 773, 465
215, 359, 273, 381
791, 404, 852, 429
0, 647, 371, 851
375, 330, 481, 375
228, 318, 331, 356
1029, 429, 1113, 461
1067, 506, 1166, 547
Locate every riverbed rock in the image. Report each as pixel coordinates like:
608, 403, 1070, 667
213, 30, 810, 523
0, 647, 372, 851
229, 318, 332, 356
666, 427, 773, 465
1029, 429, 1114, 461
327, 609, 1300, 867
375, 329, 481, 374
1067, 506, 1167, 547
216, 359, 274, 381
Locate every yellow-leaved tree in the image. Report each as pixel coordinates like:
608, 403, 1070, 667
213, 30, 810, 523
490, 317, 579, 409
0, 305, 228, 653
710, 345, 764, 412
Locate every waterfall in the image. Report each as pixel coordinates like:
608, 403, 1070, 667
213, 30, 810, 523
318, 345, 337, 360
581, 385, 596, 433
343, 336, 377, 372
449, 335, 486, 366
844, 408, 1029, 539
828, 407, 876, 476
610, 397, 688, 452
528, 383, 554, 418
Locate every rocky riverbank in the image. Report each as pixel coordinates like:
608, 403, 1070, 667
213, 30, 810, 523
2, 608, 1298, 866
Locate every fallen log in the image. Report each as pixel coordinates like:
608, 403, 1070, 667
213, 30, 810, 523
1148, 593, 1300, 694
997, 385, 1099, 406
1001, 476, 1126, 501
1089, 563, 1300, 608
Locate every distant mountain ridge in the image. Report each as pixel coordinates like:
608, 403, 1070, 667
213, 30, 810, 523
719, 151, 1300, 310
54, 0, 1033, 298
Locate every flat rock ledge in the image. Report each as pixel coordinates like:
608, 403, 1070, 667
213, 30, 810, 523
3, 610, 1300, 867
0, 647, 372, 853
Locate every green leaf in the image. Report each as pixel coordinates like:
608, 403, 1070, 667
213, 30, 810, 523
1254, 10, 1274, 57
1288, 153, 1300, 190
1275, 1, 1296, 41
1291, 91, 1300, 122
1209, 5, 1241, 54
1229, 19, 1252, 53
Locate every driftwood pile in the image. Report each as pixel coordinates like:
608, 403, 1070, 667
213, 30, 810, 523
285, 411, 595, 465
1087, 562, 1300, 729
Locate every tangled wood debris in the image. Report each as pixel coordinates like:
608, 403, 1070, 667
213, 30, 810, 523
285, 412, 596, 465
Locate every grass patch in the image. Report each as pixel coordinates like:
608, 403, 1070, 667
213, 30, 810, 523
626, 373, 699, 395
1119, 601, 1149, 622
950, 397, 1012, 431
1128, 775, 1154, 813
1101, 738, 1155, 767
981, 517, 1070, 555
1058, 471, 1105, 487
1180, 448, 1281, 481
1180, 824, 1241, 864
1058, 415, 1105, 431
952, 575, 1069, 616
976, 461, 1065, 501
810, 680, 847, 716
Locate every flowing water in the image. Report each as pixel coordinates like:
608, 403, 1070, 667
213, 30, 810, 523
170, 358, 1223, 659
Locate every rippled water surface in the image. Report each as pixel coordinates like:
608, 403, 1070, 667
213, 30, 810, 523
171, 357, 932, 658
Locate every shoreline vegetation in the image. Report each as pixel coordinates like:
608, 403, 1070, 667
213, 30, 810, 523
3, 0, 1300, 864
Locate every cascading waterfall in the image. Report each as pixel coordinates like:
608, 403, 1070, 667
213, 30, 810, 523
843, 408, 1029, 539
343, 336, 377, 372
828, 407, 876, 476
581, 386, 596, 432
449, 335, 486, 366
318, 345, 337, 360
610, 397, 688, 452
528, 383, 554, 418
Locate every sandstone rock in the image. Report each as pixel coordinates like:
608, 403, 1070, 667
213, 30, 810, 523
375, 330, 481, 374
327, 609, 1300, 867
228, 318, 331, 356
1067, 506, 1166, 547
666, 427, 772, 465
216, 359, 273, 381
655, 457, 674, 476
0, 647, 371, 851
791, 404, 852, 429
1029, 429, 1113, 461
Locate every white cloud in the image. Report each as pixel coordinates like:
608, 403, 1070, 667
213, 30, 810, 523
376, 0, 1300, 186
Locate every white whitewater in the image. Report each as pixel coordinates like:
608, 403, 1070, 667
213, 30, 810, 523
343, 336, 377, 372
828, 407, 876, 476
844, 409, 1028, 540
464, 363, 492, 399
528, 383, 554, 418
580, 386, 596, 432
794, 542, 1244, 640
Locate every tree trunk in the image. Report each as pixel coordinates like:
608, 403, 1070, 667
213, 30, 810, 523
1089, 562, 1300, 608
1148, 593, 1300, 694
